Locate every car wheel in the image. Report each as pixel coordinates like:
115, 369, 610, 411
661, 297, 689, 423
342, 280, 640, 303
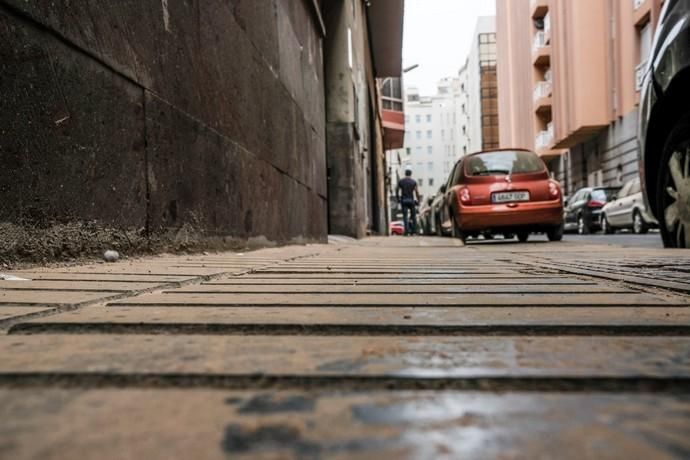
632, 210, 649, 235
517, 231, 530, 243
601, 214, 615, 234
546, 223, 564, 242
577, 215, 590, 235
657, 113, 690, 248
450, 212, 466, 243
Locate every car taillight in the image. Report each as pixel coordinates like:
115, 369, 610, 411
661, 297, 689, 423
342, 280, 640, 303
587, 200, 605, 208
458, 187, 471, 205
548, 180, 561, 199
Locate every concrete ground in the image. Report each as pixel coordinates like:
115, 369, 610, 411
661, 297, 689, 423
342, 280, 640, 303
1, 237, 690, 459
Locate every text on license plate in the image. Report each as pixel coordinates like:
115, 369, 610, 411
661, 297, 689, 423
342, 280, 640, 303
492, 191, 530, 203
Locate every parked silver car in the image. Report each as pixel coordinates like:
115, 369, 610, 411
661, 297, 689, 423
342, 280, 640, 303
601, 177, 658, 234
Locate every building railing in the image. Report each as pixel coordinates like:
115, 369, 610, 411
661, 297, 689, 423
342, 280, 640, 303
533, 81, 552, 101
533, 31, 547, 53
535, 123, 554, 150
634, 0, 645, 11
635, 60, 648, 91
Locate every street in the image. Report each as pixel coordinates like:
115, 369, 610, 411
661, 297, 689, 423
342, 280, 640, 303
1, 237, 690, 458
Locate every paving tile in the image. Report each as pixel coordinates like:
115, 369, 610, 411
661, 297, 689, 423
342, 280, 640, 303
166, 284, 633, 294
1, 389, 688, 460
12, 306, 690, 335
0, 290, 123, 306
1, 335, 690, 379
0, 307, 56, 324
108, 292, 682, 307
0, 280, 166, 292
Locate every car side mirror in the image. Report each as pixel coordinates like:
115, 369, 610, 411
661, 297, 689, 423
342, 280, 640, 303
611, 194, 618, 201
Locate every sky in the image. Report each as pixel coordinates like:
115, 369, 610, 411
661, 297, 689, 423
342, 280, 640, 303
403, 0, 496, 96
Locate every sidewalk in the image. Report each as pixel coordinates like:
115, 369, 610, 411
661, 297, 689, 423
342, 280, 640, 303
1, 237, 690, 459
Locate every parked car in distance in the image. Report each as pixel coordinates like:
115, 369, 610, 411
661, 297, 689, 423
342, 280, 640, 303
638, 0, 690, 248
429, 187, 447, 236
437, 149, 564, 243
390, 220, 404, 236
418, 198, 433, 235
601, 177, 658, 234
564, 187, 620, 234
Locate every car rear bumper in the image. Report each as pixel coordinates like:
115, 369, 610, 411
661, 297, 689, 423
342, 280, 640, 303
457, 200, 563, 231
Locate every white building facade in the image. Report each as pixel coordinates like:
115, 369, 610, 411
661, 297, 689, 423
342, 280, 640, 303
387, 16, 498, 215
392, 79, 467, 201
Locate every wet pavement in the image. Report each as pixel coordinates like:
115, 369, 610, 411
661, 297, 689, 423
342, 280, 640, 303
1, 236, 690, 459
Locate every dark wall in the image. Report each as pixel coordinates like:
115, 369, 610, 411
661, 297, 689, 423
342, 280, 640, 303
0, 0, 327, 263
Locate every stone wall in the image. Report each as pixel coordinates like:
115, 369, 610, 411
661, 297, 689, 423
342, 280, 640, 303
0, 0, 328, 263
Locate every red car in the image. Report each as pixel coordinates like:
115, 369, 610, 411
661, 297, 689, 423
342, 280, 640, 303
437, 149, 564, 243
389, 220, 405, 236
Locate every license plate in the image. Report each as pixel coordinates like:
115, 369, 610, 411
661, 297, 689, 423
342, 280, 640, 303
492, 191, 530, 203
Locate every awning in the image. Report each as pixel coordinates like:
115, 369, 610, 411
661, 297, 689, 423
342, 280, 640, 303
367, 0, 405, 77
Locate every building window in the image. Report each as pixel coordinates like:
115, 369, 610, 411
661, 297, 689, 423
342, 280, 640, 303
429, 178, 434, 187
441, 129, 445, 139
405, 115, 410, 123
426, 114, 432, 122
427, 146, 433, 154
416, 131, 421, 139
427, 130, 432, 139
415, 115, 421, 123
416, 146, 422, 154
406, 147, 411, 156
427, 162, 433, 172
418, 179, 424, 187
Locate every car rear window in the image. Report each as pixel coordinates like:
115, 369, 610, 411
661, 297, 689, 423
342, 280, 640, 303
591, 189, 618, 202
465, 150, 545, 176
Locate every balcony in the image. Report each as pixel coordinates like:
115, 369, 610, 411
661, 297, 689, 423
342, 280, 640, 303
531, 0, 548, 19
633, 0, 652, 26
380, 77, 405, 149
535, 123, 554, 151
635, 60, 648, 92
533, 81, 552, 101
532, 32, 551, 66
533, 81, 553, 114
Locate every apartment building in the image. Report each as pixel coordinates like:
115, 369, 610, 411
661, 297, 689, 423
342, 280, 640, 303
497, 0, 663, 196
401, 85, 455, 200
466, 16, 500, 154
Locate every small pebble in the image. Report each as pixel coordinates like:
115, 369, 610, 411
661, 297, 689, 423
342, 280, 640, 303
103, 250, 120, 263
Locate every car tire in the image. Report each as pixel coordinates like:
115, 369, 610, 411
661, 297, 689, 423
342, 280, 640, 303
450, 212, 466, 243
577, 215, 590, 235
602, 214, 615, 235
657, 113, 690, 248
435, 215, 444, 237
546, 223, 564, 242
517, 231, 530, 243
632, 210, 649, 235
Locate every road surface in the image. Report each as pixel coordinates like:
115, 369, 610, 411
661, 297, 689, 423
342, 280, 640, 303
1, 237, 689, 459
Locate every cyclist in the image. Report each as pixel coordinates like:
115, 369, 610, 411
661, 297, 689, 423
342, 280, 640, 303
396, 167, 420, 236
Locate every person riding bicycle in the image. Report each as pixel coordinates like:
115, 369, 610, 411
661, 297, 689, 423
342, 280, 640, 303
396, 167, 420, 236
